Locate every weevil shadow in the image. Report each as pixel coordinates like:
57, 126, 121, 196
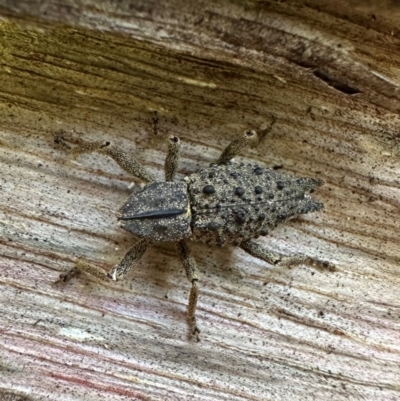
132, 239, 244, 287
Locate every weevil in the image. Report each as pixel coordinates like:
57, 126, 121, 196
54, 125, 333, 340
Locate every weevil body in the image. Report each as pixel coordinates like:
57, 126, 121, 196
118, 163, 323, 246
55, 125, 332, 340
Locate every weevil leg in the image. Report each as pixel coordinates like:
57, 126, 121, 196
54, 257, 110, 284
217, 129, 258, 165
217, 119, 276, 164
151, 111, 160, 138
164, 135, 181, 182
54, 266, 80, 284
55, 239, 152, 285
240, 240, 335, 271
53, 130, 155, 183
109, 238, 153, 280
176, 240, 201, 341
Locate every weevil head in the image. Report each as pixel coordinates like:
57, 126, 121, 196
117, 181, 191, 242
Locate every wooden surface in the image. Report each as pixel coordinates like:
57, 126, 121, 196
0, 1, 400, 400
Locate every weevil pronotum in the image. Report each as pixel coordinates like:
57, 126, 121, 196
54, 123, 333, 340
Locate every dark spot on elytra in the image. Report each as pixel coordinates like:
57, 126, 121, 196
276, 181, 285, 190
235, 187, 245, 197
208, 171, 216, 179
203, 185, 215, 195
260, 230, 268, 236
254, 167, 263, 175
235, 213, 246, 225
208, 222, 221, 230
255, 186, 263, 194
258, 213, 266, 221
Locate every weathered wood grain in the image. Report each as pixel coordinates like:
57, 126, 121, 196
0, 1, 399, 400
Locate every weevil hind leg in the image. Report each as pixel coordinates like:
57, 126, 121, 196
176, 240, 201, 341
240, 240, 335, 271
53, 130, 155, 183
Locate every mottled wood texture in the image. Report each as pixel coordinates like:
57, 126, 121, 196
0, 1, 400, 400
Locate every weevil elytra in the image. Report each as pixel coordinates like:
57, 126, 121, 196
54, 125, 333, 340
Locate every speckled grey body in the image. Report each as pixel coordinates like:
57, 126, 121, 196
187, 162, 324, 246
117, 162, 324, 246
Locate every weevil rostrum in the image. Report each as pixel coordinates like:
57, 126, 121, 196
54, 126, 333, 340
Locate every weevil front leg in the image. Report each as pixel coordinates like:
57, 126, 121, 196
109, 238, 153, 280
217, 129, 258, 165
55, 257, 110, 284
164, 135, 181, 182
151, 113, 181, 182
176, 240, 201, 341
53, 130, 155, 183
56, 239, 152, 284
217, 119, 276, 164
240, 240, 335, 271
